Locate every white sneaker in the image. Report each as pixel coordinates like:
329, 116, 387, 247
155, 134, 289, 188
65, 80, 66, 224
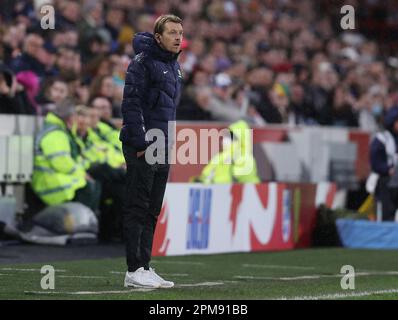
124, 267, 161, 288
149, 267, 174, 288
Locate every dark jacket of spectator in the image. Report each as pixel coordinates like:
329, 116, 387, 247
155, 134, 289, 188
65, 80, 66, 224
119, 32, 183, 152
248, 87, 283, 123
0, 64, 36, 114
0, 91, 36, 114
9, 53, 45, 78
177, 90, 213, 121
322, 103, 358, 127
370, 107, 398, 176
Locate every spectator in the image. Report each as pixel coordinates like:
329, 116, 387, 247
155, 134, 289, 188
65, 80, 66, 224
369, 106, 398, 221
104, 5, 125, 44
0, 0, 397, 130
37, 77, 70, 115
198, 120, 260, 184
323, 85, 359, 127
267, 82, 291, 124
56, 0, 81, 31
305, 61, 338, 125
89, 75, 121, 117
55, 46, 81, 79
31, 99, 101, 213
9, 33, 45, 78
1, 23, 26, 65
90, 96, 122, 151
72, 105, 125, 240
0, 63, 36, 114
198, 73, 255, 123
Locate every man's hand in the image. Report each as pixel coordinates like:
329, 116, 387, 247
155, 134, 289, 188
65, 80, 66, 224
86, 173, 95, 182
0, 80, 10, 95
137, 150, 145, 158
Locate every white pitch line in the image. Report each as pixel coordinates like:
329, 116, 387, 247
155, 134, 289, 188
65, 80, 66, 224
24, 282, 224, 295
58, 275, 107, 279
152, 260, 205, 266
221, 280, 240, 284
25, 288, 155, 295
243, 264, 316, 270
176, 281, 224, 288
235, 271, 398, 281
276, 288, 398, 300
156, 273, 189, 277
0, 268, 66, 272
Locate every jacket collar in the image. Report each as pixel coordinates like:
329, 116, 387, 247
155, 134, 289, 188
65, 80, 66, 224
133, 32, 180, 62
45, 112, 67, 130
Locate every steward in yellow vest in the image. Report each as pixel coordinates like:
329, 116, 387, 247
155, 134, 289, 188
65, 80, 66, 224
73, 106, 125, 169
198, 120, 260, 184
32, 100, 101, 212
90, 97, 122, 152
72, 105, 125, 241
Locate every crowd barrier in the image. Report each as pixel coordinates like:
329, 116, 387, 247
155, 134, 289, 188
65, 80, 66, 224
0, 115, 41, 183
152, 182, 336, 256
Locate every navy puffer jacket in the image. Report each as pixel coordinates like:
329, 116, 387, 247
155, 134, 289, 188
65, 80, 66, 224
119, 32, 183, 152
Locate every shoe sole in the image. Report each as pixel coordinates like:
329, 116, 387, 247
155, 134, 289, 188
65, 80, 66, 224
124, 281, 160, 289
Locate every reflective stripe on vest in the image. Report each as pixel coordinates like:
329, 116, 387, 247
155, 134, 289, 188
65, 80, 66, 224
46, 151, 69, 159
36, 179, 80, 196
33, 166, 54, 173
67, 165, 78, 174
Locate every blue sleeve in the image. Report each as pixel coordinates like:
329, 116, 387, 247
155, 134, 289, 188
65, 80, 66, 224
370, 138, 390, 176
121, 57, 150, 151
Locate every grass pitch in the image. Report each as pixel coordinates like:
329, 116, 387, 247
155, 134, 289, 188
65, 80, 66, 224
1, 248, 398, 300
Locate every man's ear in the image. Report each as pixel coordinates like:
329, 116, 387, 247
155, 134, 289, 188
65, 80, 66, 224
155, 33, 161, 44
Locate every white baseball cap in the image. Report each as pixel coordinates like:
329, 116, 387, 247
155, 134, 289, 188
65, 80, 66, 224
214, 73, 232, 87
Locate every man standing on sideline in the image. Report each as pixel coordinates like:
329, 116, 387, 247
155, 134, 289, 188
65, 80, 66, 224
120, 15, 183, 288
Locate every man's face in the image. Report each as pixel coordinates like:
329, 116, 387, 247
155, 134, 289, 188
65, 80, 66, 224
92, 98, 112, 121
214, 86, 231, 101
50, 81, 69, 103
26, 35, 44, 58
66, 113, 77, 130
76, 113, 90, 134
88, 108, 101, 128
156, 22, 183, 54
62, 2, 80, 22
57, 49, 76, 71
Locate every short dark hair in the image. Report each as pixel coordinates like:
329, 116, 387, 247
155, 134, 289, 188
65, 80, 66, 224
54, 98, 76, 121
153, 14, 182, 35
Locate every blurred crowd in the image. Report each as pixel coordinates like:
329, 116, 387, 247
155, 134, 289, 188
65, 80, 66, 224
1, 0, 398, 133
